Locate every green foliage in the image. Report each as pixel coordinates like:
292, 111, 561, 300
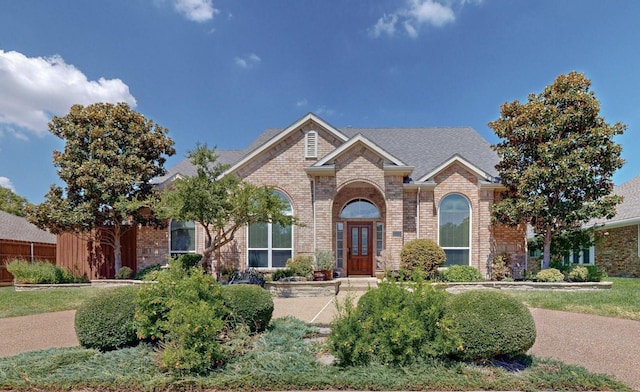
445, 290, 536, 360
158, 144, 295, 270
286, 255, 314, 277
74, 286, 139, 351
173, 253, 202, 269
328, 281, 459, 366
6, 259, 84, 284
0, 186, 30, 217
222, 284, 274, 333
271, 268, 295, 281
115, 266, 133, 279
133, 264, 163, 280
399, 239, 446, 279
489, 72, 625, 268
134, 260, 230, 375
536, 268, 565, 282
585, 265, 607, 282
568, 265, 589, 282
491, 252, 513, 281
314, 249, 335, 270
441, 265, 484, 282
27, 102, 175, 272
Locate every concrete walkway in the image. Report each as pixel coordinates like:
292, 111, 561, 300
1, 290, 639, 390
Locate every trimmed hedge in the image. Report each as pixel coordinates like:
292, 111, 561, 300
222, 284, 274, 333
7, 259, 85, 284
440, 265, 484, 282
400, 239, 446, 279
445, 290, 536, 361
536, 268, 565, 282
75, 285, 140, 351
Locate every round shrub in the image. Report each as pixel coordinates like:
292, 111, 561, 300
444, 290, 536, 361
75, 285, 140, 351
222, 284, 274, 333
536, 268, 565, 282
441, 265, 484, 282
115, 266, 133, 279
285, 255, 314, 278
400, 239, 446, 279
568, 265, 588, 282
174, 253, 203, 270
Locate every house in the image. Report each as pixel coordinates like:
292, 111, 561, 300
0, 210, 56, 284
587, 176, 640, 277
136, 113, 525, 278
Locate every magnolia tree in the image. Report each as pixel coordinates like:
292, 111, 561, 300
28, 102, 175, 273
0, 187, 30, 217
158, 144, 295, 275
489, 72, 624, 268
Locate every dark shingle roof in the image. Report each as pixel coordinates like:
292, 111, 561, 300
0, 210, 56, 244
156, 119, 500, 185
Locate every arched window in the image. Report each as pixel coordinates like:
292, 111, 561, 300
438, 194, 470, 266
248, 190, 293, 268
340, 199, 380, 219
170, 220, 196, 257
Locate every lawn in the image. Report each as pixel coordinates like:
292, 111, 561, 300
0, 286, 101, 318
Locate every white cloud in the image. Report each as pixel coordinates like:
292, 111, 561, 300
370, 0, 471, 38
296, 98, 308, 108
315, 106, 336, 117
173, 0, 219, 23
0, 176, 15, 192
234, 53, 261, 69
0, 50, 136, 137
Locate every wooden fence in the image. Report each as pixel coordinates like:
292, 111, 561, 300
57, 227, 137, 280
0, 240, 57, 285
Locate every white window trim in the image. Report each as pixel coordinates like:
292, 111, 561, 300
565, 246, 595, 265
305, 130, 318, 159
437, 193, 472, 266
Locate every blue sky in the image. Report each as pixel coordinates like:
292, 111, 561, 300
0, 0, 639, 203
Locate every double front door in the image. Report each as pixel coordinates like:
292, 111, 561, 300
346, 222, 373, 276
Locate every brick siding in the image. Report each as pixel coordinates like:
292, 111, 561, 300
595, 225, 640, 277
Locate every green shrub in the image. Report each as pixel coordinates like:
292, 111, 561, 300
585, 265, 607, 282
75, 285, 139, 351
174, 253, 203, 270
445, 290, 536, 361
272, 268, 295, 281
115, 266, 133, 279
536, 268, 565, 282
285, 255, 313, 278
222, 284, 274, 333
6, 259, 84, 284
491, 252, 513, 281
568, 265, 588, 282
441, 265, 484, 282
328, 281, 459, 366
134, 264, 163, 280
399, 239, 446, 279
314, 249, 336, 270
134, 260, 230, 375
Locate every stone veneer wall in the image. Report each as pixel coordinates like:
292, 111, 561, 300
595, 225, 640, 277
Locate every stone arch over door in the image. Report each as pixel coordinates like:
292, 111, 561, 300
332, 181, 386, 276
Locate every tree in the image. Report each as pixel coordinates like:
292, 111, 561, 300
488, 72, 624, 268
0, 186, 30, 217
158, 144, 295, 275
27, 102, 175, 273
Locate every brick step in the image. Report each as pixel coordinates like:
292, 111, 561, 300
336, 277, 379, 291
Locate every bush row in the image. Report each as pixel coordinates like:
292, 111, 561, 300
328, 280, 536, 366
6, 259, 87, 284
536, 265, 607, 282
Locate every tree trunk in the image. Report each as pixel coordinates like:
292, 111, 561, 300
541, 227, 552, 269
113, 222, 122, 274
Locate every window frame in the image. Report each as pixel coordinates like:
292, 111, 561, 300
169, 219, 197, 258
438, 193, 471, 267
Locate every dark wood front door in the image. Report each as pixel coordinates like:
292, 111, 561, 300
347, 222, 373, 276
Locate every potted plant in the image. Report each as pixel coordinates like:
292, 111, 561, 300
314, 250, 335, 281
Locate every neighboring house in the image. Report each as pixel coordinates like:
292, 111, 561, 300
0, 210, 56, 284
135, 113, 526, 278
588, 176, 640, 277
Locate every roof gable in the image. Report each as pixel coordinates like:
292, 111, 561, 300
589, 176, 640, 228
417, 154, 496, 182
313, 134, 407, 168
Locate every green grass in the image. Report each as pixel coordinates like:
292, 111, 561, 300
505, 277, 640, 320
0, 286, 102, 318
0, 317, 630, 391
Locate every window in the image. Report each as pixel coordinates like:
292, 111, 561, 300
170, 220, 196, 257
376, 222, 384, 256
305, 130, 318, 158
563, 247, 595, 265
248, 191, 293, 268
339, 199, 380, 219
336, 222, 344, 270
439, 194, 470, 266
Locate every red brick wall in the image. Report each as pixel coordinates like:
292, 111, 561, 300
595, 225, 640, 277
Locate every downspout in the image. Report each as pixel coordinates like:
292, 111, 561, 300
416, 186, 421, 239
312, 179, 317, 256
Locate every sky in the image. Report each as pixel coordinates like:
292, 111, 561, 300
0, 0, 639, 204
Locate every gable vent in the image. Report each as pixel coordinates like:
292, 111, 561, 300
305, 130, 318, 158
